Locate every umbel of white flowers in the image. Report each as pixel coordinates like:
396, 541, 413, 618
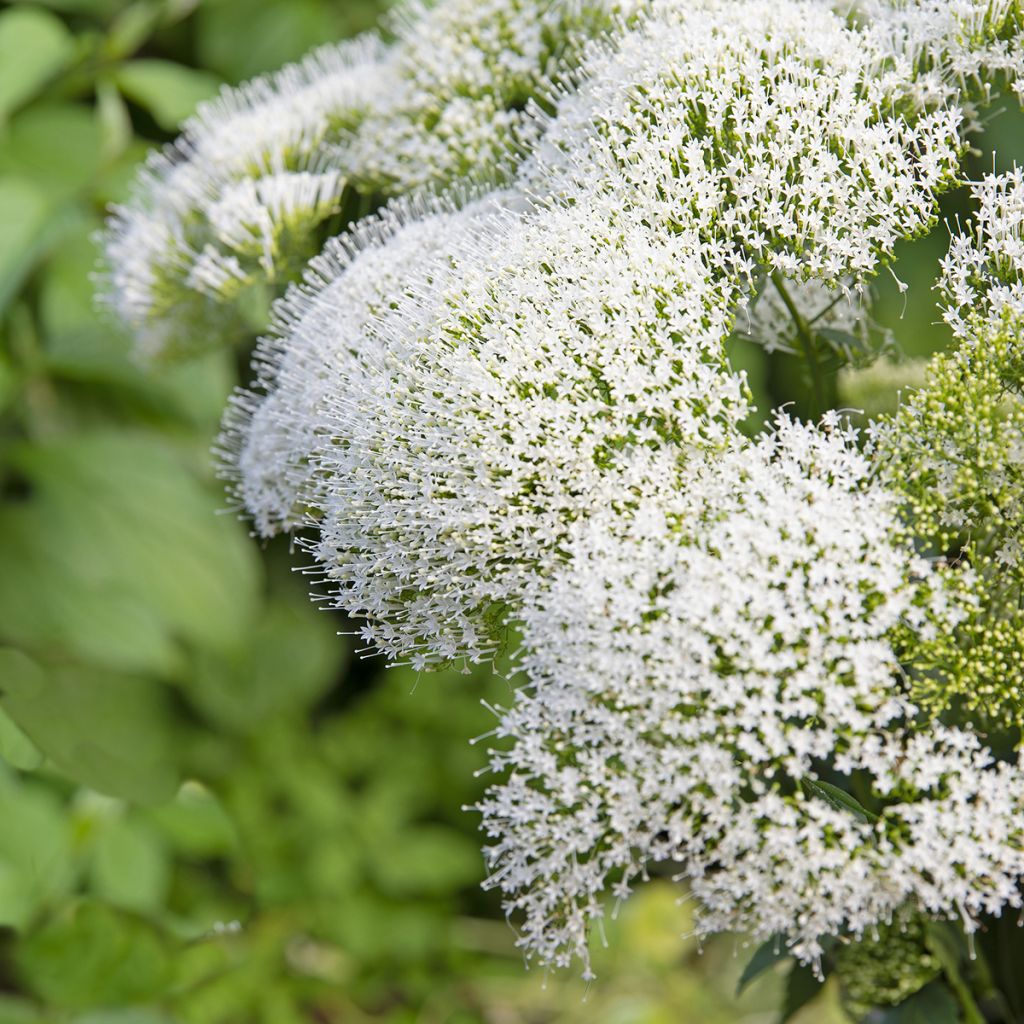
104, 0, 1024, 978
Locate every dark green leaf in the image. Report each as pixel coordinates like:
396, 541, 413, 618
737, 935, 790, 995
0, 648, 180, 804
14, 901, 173, 1009
801, 778, 879, 823
779, 962, 825, 1024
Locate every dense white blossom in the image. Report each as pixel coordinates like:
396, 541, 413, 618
347, 0, 637, 195
219, 189, 520, 536
478, 417, 1024, 972
309, 193, 751, 666
101, 0, 1024, 986
101, 36, 387, 357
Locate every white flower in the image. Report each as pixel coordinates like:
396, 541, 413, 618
307, 193, 751, 666
478, 416, 1017, 974
219, 188, 521, 537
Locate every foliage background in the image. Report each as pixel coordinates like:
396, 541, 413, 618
0, 0, 1020, 1021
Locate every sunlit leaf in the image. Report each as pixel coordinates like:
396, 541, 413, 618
0, 7, 74, 122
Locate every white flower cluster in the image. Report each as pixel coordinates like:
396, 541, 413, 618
107, 0, 1024, 981
479, 416, 1024, 971
100, 0, 634, 359
102, 36, 386, 358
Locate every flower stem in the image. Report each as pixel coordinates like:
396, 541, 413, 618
770, 271, 828, 417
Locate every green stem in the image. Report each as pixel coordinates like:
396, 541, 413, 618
770, 271, 827, 417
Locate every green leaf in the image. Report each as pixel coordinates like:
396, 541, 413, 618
0, 762, 75, 928
0, 104, 105, 199
0, 7, 74, 122
875, 980, 960, 1024
90, 816, 170, 914
0, 655, 171, 802
779, 962, 826, 1024
737, 935, 790, 995
0, 648, 180, 804
196, 0, 342, 81
0, 177, 55, 317
186, 574, 343, 731
0, 706, 43, 772
114, 60, 221, 131
0, 432, 261, 677
14, 901, 173, 1010
801, 778, 879, 823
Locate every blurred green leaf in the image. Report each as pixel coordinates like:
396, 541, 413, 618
372, 825, 481, 897
0, 762, 74, 928
187, 577, 342, 731
105, 2, 163, 61
196, 0, 355, 81
0, 7, 74, 123
0, 648, 180, 804
96, 78, 132, 161
114, 60, 220, 131
14, 901, 173, 1009
0, 432, 261, 675
0, 706, 43, 772
0, 995, 45, 1023
0, 104, 104, 198
779, 963, 824, 1024
146, 781, 236, 860
91, 815, 171, 914
737, 936, 789, 996
0, 177, 55, 317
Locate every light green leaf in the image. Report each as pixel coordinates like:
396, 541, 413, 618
14, 901, 173, 1010
0, 705, 43, 771
115, 60, 221, 130
0, 762, 74, 928
0, 432, 261, 676
90, 816, 170, 914
0, 648, 180, 804
0, 7, 74, 122
0, 104, 105, 198
0, 176, 55, 317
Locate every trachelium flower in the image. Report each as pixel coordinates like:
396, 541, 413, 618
478, 415, 1024, 975
306, 191, 751, 667
101, 0, 1024, 995
218, 187, 523, 538
100, 35, 387, 359
99, 0, 640, 360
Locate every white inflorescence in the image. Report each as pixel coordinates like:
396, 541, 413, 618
308, 193, 751, 667
219, 189, 521, 538
347, 0, 639, 196
477, 416, 1024, 973
112, 0, 1024, 981
100, 0, 643, 359
101, 35, 387, 358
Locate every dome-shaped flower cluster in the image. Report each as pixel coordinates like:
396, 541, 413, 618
106, 0, 1024, 986
99, 0, 635, 359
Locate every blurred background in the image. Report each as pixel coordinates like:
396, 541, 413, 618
0, 1, 1021, 1021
